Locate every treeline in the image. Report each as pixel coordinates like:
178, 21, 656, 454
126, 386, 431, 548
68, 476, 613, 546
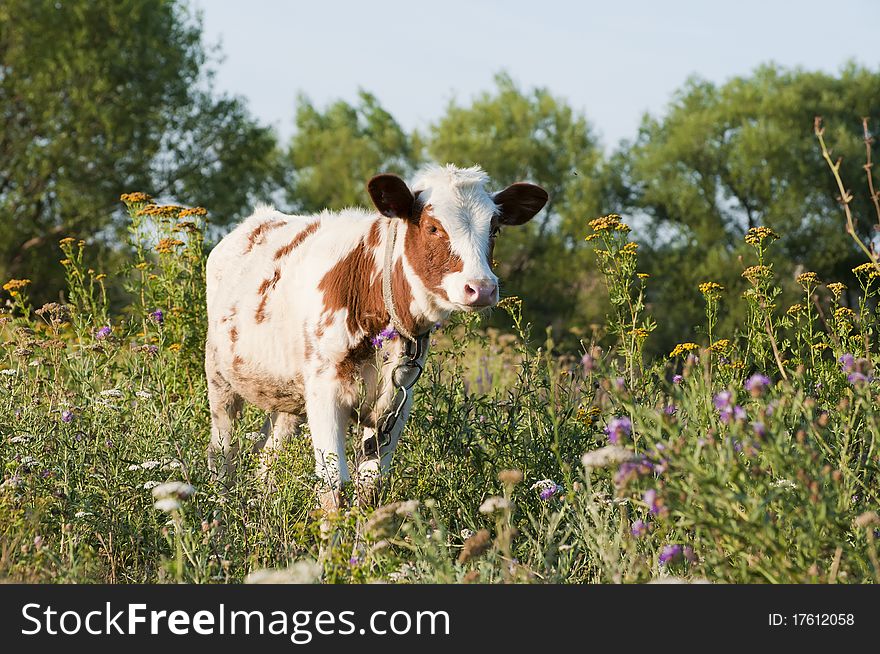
2, 0, 878, 353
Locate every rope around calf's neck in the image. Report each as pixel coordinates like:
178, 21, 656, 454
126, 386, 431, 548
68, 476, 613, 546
382, 218, 418, 342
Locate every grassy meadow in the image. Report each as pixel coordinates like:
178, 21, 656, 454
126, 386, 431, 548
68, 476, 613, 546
1, 192, 879, 585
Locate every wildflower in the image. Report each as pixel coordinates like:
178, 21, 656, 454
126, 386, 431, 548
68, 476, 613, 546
631, 519, 648, 538
812, 342, 830, 352
349, 556, 361, 567
581, 445, 637, 470
669, 342, 699, 358
168, 343, 182, 352
613, 377, 626, 391
683, 546, 698, 564
637, 273, 650, 279
458, 529, 491, 564
827, 282, 846, 299
745, 226, 780, 245
742, 265, 772, 283
153, 498, 181, 512
59, 237, 76, 246
580, 352, 595, 374
852, 262, 880, 278
663, 404, 677, 416
498, 469, 523, 486
478, 496, 511, 514
786, 304, 804, 317
149, 309, 164, 324
3, 278, 31, 297
179, 206, 207, 218
604, 416, 632, 445
833, 307, 856, 321
614, 458, 653, 486
713, 391, 732, 410
531, 479, 563, 500
371, 326, 398, 348
588, 214, 629, 233
672, 374, 683, 384
698, 282, 724, 297
61, 410, 74, 423
576, 406, 602, 427
628, 327, 649, 339
643, 489, 664, 516
659, 544, 683, 565
496, 296, 522, 313
621, 241, 639, 255
95, 326, 111, 339
744, 373, 771, 395
796, 271, 820, 287
839, 353, 855, 372
752, 422, 766, 438
709, 339, 730, 353
847, 372, 870, 385
155, 237, 184, 253
120, 192, 153, 204
151, 481, 195, 501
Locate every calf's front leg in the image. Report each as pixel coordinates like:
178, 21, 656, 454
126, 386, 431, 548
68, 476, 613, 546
305, 371, 351, 513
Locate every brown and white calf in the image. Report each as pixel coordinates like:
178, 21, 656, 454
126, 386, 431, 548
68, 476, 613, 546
205, 164, 547, 510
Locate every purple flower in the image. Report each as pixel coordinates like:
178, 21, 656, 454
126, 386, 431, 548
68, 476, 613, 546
744, 373, 771, 394
658, 544, 683, 565
370, 335, 383, 348
713, 391, 732, 410
683, 546, 697, 564
672, 374, 683, 384
61, 410, 74, 423
349, 556, 361, 567
581, 353, 595, 374
379, 327, 397, 341
95, 326, 111, 340
643, 488, 663, 515
149, 309, 164, 324
614, 377, 626, 392
663, 404, 677, 416
839, 353, 855, 373
847, 372, 870, 385
752, 422, 766, 438
540, 484, 562, 501
604, 416, 632, 444
734, 405, 746, 422
631, 519, 648, 538
145, 345, 159, 355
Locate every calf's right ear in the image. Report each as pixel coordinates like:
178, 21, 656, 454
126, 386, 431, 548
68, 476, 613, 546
367, 174, 415, 218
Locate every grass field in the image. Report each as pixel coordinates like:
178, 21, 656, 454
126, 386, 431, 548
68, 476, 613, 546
1, 197, 879, 584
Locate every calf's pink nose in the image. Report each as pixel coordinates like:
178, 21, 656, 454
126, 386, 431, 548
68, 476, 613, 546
463, 280, 498, 307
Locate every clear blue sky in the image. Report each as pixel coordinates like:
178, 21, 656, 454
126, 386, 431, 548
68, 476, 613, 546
193, 0, 878, 150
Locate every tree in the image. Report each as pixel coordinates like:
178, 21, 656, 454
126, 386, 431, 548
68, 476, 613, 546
427, 73, 608, 334
614, 64, 880, 351
0, 0, 282, 300
285, 91, 416, 213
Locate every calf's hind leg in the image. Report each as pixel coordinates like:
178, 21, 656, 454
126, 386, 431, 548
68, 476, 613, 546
206, 362, 243, 487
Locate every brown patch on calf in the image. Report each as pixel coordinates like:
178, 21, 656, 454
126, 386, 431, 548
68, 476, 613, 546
337, 336, 374, 380
244, 219, 286, 254
255, 268, 282, 323
403, 205, 463, 301
318, 241, 385, 337
229, 326, 238, 344
274, 221, 320, 260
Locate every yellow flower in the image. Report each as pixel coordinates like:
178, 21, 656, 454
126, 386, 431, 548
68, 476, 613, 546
588, 214, 630, 234
669, 342, 700, 358
742, 265, 771, 281
168, 343, 182, 352
698, 282, 724, 297
576, 406, 602, 426
496, 296, 522, 312
120, 192, 153, 204
709, 339, 731, 352
95, 274, 106, 281
59, 237, 76, 246
637, 273, 650, 279
812, 342, 830, 351
59, 259, 71, 266
796, 271, 820, 287
628, 327, 649, 339
179, 206, 207, 218
745, 226, 780, 245
621, 241, 639, 254
155, 238, 185, 254
852, 262, 880, 278
135, 262, 150, 270
827, 282, 846, 299
834, 307, 856, 321
3, 279, 31, 292
584, 234, 600, 242
786, 304, 804, 316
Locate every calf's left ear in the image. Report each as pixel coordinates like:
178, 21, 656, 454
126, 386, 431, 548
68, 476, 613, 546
367, 174, 415, 218
493, 183, 549, 226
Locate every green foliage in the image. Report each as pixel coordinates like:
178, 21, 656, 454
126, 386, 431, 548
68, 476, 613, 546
0, 0, 281, 301
285, 91, 417, 212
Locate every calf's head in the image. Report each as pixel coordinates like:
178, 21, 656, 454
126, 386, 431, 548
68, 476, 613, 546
367, 164, 547, 312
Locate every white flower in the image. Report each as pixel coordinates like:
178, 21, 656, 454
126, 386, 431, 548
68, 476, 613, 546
772, 478, 797, 489
100, 389, 124, 398
19, 456, 39, 467
460, 528, 475, 540
141, 460, 161, 470
245, 560, 322, 584
530, 479, 557, 492
395, 499, 420, 516
581, 445, 637, 470
142, 481, 161, 490
29, 359, 42, 367
135, 390, 153, 399
9, 434, 32, 444
154, 497, 181, 512
74, 511, 93, 519
0, 369, 17, 376
478, 496, 511, 514
151, 481, 195, 500
162, 459, 182, 470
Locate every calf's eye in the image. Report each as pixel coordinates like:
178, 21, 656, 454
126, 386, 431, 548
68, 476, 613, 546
427, 225, 438, 234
